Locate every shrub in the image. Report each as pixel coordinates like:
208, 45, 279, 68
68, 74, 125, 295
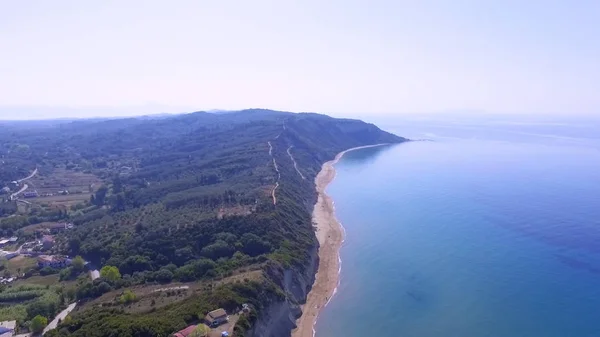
30, 315, 48, 333
119, 289, 136, 304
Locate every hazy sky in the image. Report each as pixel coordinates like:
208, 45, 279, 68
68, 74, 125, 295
1, 0, 599, 119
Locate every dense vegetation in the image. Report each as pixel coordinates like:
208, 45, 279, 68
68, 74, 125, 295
0, 109, 406, 336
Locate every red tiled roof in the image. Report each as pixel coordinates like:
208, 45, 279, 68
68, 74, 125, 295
173, 325, 196, 337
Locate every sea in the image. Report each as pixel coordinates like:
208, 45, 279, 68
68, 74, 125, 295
314, 115, 600, 337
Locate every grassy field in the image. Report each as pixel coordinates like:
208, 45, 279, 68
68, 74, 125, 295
19, 221, 57, 235
28, 168, 101, 195
0, 283, 62, 323
5, 256, 38, 276
21, 168, 103, 211
14, 274, 59, 286
33, 193, 92, 208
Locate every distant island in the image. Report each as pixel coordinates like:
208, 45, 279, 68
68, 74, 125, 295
0, 109, 406, 337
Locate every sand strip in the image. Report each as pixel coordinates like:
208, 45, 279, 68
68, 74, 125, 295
292, 144, 388, 337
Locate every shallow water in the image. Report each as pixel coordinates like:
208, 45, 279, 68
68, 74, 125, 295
315, 118, 600, 337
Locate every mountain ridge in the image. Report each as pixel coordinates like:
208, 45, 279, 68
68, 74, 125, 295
0, 110, 406, 337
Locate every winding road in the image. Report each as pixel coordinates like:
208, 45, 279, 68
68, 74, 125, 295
9, 167, 37, 200
267, 141, 280, 205
267, 123, 289, 205
17, 167, 38, 183
9, 183, 28, 200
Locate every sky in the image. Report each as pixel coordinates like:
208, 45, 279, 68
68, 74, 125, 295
1, 0, 599, 120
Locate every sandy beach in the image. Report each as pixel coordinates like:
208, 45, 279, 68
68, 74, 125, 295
292, 144, 388, 337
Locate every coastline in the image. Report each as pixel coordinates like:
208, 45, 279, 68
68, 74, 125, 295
292, 144, 388, 337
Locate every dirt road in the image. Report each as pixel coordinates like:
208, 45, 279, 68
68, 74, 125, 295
286, 146, 305, 180
17, 167, 38, 183
44, 302, 77, 333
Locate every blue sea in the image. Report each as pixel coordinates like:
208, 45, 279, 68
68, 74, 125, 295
315, 115, 600, 337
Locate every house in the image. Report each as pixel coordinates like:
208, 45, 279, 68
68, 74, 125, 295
0, 240, 9, 248
204, 308, 228, 327
37, 255, 71, 269
42, 235, 55, 250
0, 251, 18, 260
0, 320, 15, 337
47, 223, 73, 234
0, 277, 15, 285
172, 325, 196, 337
23, 191, 38, 198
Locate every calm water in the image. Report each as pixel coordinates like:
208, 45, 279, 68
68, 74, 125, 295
315, 117, 600, 337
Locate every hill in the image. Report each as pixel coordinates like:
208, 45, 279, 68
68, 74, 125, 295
0, 110, 406, 337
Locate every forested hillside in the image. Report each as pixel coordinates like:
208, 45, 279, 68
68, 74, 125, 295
1, 110, 406, 337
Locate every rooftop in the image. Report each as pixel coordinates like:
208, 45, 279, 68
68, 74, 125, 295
173, 325, 196, 337
42, 235, 55, 242
207, 308, 227, 319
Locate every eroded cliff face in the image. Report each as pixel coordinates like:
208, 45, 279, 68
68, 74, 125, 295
248, 245, 318, 337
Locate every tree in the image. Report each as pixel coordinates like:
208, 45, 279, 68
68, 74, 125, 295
27, 299, 58, 319
119, 289, 136, 304
69, 238, 81, 255
190, 324, 210, 337
111, 193, 126, 211
30, 315, 48, 333
94, 186, 108, 206
100, 265, 121, 282
241, 233, 272, 256
112, 176, 123, 194
154, 268, 174, 283
72, 255, 85, 271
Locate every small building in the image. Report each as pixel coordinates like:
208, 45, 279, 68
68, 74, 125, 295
0, 320, 16, 337
172, 325, 196, 337
0, 251, 18, 260
0, 240, 9, 248
0, 277, 15, 285
42, 235, 55, 250
46, 222, 73, 234
23, 191, 38, 198
37, 255, 71, 269
204, 308, 228, 327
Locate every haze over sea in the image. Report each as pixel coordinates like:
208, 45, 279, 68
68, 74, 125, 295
315, 115, 600, 337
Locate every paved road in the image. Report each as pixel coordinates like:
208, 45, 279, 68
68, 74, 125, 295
44, 302, 77, 333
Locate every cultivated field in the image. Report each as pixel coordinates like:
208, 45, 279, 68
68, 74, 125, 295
23, 168, 103, 210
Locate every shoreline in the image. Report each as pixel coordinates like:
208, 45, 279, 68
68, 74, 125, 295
291, 143, 389, 337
